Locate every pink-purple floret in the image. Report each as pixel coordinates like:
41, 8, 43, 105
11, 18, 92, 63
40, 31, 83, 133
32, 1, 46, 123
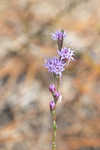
58, 47, 74, 64
51, 30, 66, 40
45, 57, 65, 77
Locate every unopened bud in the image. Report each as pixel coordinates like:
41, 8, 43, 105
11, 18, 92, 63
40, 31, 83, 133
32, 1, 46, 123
49, 84, 56, 93
49, 100, 55, 111
53, 91, 60, 103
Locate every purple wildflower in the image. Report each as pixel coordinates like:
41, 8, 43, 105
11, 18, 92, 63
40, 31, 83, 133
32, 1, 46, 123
45, 57, 65, 77
51, 30, 66, 41
49, 100, 55, 111
58, 47, 74, 64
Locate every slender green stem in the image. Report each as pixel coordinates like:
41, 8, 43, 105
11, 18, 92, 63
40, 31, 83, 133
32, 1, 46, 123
51, 110, 57, 150
51, 76, 60, 150
57, 76, 60, 91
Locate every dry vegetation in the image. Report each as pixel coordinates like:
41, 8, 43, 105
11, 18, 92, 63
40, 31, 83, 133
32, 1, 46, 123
0, 0, 100, 150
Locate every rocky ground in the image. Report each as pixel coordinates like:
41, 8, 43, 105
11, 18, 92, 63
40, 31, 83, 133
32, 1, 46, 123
0, 0, 100, 150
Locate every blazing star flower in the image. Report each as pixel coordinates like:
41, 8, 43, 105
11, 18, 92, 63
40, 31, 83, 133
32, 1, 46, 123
51, 30, 66, 41
45, 57, 65, 77
49, 100, 55, 111
58, 47, 74, 64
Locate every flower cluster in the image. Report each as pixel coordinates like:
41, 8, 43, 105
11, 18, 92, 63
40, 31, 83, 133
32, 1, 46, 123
45, 57, 65, 77
44, 30, 75, 110
45, 30, 74, 78
58, 47, 74, 65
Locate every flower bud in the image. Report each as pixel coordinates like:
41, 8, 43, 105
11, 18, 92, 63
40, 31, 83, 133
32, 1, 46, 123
53, 91, 60, 103
49, 84, 56, 93
49, 100, 55, 111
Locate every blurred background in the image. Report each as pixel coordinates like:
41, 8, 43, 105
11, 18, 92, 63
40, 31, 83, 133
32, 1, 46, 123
0, 0, 100, 150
